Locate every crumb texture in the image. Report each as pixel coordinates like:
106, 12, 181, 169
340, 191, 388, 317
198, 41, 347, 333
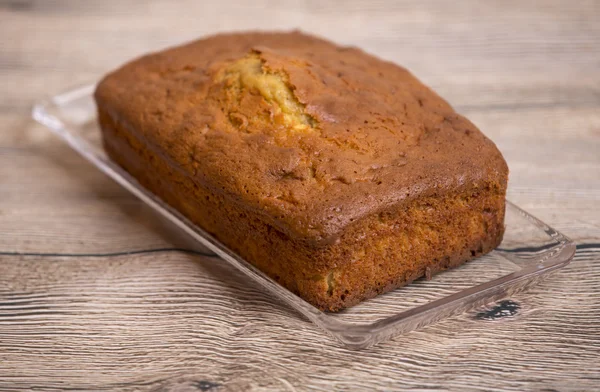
215, 53, 317, 133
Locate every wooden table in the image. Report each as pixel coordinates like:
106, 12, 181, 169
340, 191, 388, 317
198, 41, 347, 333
1, 1, 599, 390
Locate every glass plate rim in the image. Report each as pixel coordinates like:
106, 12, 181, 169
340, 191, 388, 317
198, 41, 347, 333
31, 83, 576, 349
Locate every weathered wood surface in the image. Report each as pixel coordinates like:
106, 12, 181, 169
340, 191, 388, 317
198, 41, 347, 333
1, 0, 599, 390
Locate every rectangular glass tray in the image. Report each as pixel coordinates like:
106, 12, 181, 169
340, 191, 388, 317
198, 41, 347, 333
33, 84, 576, 349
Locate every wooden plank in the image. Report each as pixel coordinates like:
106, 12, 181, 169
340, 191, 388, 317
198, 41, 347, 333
0, 249, 598, 391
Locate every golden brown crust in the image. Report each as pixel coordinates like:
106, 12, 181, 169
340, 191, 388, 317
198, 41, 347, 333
95, 31, 509, 311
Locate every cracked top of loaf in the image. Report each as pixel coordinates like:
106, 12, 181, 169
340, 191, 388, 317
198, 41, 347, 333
95, 31, 508, 244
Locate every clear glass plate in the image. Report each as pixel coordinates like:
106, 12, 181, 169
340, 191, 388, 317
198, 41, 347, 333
32, 84, 576, 349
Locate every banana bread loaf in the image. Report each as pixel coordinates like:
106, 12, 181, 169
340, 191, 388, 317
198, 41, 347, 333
95, 31, 508, 311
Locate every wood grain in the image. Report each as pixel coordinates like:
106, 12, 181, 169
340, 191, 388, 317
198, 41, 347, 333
1, 0, 599, 390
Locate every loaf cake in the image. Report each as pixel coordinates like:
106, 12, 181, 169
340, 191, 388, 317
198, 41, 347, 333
94, 31, 508, 311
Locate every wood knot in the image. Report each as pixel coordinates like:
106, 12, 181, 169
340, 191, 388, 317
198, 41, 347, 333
474, 300, 521, 321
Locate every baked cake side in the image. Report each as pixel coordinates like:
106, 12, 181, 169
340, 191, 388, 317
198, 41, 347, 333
95, 31, 508, 311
